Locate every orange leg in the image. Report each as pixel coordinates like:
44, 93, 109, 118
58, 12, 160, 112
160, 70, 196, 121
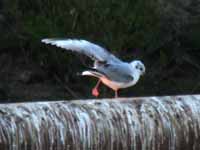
92, 80, 101, 97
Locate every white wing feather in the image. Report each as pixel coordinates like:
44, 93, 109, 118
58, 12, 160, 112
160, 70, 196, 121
41, 38, 121, 63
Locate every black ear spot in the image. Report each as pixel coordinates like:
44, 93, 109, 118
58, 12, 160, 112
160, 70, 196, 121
104, 63, 110, 67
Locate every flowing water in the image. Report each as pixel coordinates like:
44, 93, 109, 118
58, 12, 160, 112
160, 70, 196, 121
0, 95, 200, 150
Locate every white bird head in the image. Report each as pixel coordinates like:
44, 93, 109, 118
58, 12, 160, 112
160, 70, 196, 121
130, 60, 145, 75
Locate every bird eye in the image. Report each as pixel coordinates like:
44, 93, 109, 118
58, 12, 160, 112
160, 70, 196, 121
136, 65, 139, 69
139, 67, 143, 71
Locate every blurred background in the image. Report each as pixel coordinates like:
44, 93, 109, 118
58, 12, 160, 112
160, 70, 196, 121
0, 0, 199, 102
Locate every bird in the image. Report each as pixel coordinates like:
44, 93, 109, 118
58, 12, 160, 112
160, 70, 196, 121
41, 38, 145, 98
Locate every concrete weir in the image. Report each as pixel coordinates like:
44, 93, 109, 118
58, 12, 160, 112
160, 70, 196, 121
0, 95, 200, 150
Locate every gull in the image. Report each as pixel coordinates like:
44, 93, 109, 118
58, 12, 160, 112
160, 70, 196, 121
41, 38, 145, 98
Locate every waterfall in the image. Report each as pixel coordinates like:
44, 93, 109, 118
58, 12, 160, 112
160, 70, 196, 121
0, 95, 200, 150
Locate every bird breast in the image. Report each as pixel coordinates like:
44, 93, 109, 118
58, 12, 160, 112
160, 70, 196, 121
100, 74, 138, 91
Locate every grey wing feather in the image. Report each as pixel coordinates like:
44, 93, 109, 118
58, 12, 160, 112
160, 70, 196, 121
41, 38, 122, 63
97, 63, 134, 83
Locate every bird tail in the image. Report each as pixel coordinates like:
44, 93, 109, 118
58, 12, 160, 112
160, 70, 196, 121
82, 70, 103, 78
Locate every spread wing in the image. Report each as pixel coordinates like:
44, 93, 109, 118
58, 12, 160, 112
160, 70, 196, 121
97, 63, 134, 83
41, 38, 122, 63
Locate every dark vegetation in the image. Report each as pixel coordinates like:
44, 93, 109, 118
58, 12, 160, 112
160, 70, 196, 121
0, 0, 200, 101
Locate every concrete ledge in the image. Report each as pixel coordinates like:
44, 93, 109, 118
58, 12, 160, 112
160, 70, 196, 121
0, 95, 200, 150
